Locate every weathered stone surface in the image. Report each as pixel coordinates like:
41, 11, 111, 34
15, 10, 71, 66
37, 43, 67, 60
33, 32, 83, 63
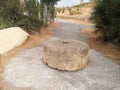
43, 38, 89, 71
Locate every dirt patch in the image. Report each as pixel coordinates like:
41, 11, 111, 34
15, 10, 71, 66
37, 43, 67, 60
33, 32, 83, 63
0, 22, 59, 73
80, 28, 120, 64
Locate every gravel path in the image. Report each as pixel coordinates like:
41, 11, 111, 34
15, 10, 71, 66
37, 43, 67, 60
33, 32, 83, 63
53, 19, 92, 42
1, 19, 120, 90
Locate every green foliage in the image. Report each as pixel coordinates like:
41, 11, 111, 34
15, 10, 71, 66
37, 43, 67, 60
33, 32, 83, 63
40, 0, 59, 25
0, 0, 59, 33
0, 20, 13, 30
0, 0, 21, 29
0, 0, 41, 33
25, 0, 39, 19
0, 0, 22, 23
91, 0, 120, 47
16, 16, 42, 33
48, 4, 56, 22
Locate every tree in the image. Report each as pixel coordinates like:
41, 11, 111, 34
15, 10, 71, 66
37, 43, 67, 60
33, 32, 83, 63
0, 0, 22, 23
0, 0, 4, 9
25, 0, 39, 19
0, 0, 60, 31
40, 0, 59, 25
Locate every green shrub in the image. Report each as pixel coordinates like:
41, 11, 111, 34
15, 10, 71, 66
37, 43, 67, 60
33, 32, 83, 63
0, 22, 13, 30
0, 0, 22, 23
25, 0, 39, 19
0, 0, 59, 33
91, 0, 120, 47
16, 16, 42, 33
0, 0, 41, 33
0, 17, 13, 29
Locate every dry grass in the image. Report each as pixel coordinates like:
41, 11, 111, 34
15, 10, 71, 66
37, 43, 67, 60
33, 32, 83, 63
0, 22, 59, 73
80, 28, 120, 64
57, 4, 93, 25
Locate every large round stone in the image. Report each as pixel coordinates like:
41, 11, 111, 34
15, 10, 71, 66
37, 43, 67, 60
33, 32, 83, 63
42, 38, 89, 71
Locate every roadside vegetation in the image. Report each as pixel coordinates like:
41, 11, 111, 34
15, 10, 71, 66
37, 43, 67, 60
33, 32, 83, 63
91, 0, 120, 49
0, 0, 59, 33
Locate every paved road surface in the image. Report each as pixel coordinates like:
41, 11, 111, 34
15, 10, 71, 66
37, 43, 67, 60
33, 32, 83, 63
1, 19, 120, 90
